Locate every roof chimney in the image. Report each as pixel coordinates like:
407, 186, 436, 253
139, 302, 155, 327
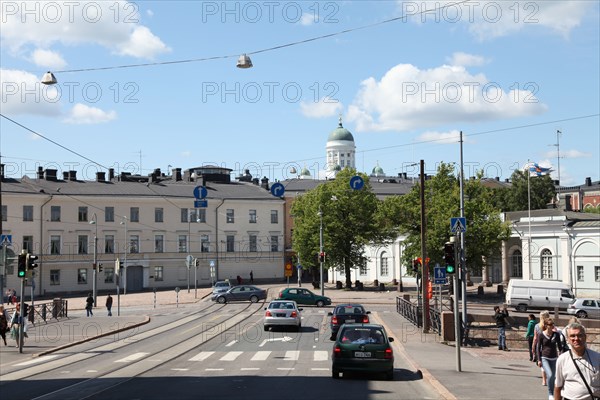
68, 170, 77, 181
173, 168, 182, 181
37, 166, 44, 179
585, 177, 592, 186
108, 168, 115, 181
63, 171, 69, 180
96, 172, 106, 182
45, 169, 58, 181
261, 176, 269, 190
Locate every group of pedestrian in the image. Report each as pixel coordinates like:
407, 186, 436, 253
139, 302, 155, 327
85, 293, 113, 317
0, 303, 28, 348
4, 288, 17, 304
524, 309, 599, 400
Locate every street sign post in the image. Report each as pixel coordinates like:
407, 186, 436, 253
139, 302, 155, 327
450, 217, 467, 233
433, 266, 447, 285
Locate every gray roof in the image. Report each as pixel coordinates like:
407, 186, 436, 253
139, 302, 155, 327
505, 208, 600, 223
280, 177, 415, 199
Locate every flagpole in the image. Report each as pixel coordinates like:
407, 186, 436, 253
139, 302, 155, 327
527, 161, 532, 280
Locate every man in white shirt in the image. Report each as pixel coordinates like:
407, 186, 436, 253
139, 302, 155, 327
554, 322, 600, 400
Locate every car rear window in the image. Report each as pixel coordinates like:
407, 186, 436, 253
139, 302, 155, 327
269, 302, 294, 309
340, 327, 384, 344
337, 306, 364, 314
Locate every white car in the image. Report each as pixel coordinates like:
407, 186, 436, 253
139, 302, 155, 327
567, 298, 600, 319
263, 300, 302, 331
212, 281, 231, 295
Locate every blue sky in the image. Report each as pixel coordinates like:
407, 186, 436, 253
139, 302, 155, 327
1, 0, 599, 186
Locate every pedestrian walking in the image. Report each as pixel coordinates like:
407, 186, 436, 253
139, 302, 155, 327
0, 305, 9, 346
554, 322, 600, 400
250, 270, 254, 283
493, 304, 510, 351
533, 310, 551, 385
85, 293, 94, 317
526, 314, 536, 362
236, 275, 242, 285
537, 318, 568, 400
9, 303, 24, 348
106, 294, 113, 316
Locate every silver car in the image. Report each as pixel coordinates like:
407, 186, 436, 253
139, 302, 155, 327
567, 298, 600, 319
263, 300, 302, 331
212, 281, 231, 295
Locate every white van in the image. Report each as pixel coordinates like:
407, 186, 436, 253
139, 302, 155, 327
506, 279, 575, 312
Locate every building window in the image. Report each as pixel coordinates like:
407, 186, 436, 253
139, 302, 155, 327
105, 235, 114, 254
78, 235, 88, 254
50, 269, 60, 285
181, 208, 188, 223
541, 249, 553, 279
104, 268, 114, 283
155, 235, 164, 253
50, 235, 61, 255
128, 235, 139, 253
105, 207, 114, 222
201, 235, 210, 253
359, 263, 368, 275
380, 252, 389, 276
1, 205, 6, 222
178, 235, 187, 253
23, 236, 33, 253
511, 250, 523, 277
50, 206, 61, 221
155, 208, 164, 223
249, 210, 257, 223
130, 207, 139, 222
249, 235, 257, 252
78, 268, 87, 284
155, 266, 164, 281
23, 205, 34, 221
197, 209, 206, 223
271, 210, 278, 224
270, 235, 278, 252
226, 235, 235, 252
226, 209, 234, 223
577, 265, 584, 281
78, 206, 88, 222
595, 266, 600, 282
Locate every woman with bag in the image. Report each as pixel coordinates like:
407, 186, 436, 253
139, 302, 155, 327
537, 318, 568, 400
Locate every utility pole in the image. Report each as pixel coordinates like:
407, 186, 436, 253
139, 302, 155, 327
459, 131, 467, 328
420, 160, 429, 333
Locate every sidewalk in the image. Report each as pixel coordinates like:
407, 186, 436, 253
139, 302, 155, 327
0, 283, 546, 399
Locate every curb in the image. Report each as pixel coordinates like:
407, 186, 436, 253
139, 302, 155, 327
35, 316, 151, 357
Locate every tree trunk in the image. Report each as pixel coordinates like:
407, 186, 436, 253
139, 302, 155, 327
344, 261, 352, 288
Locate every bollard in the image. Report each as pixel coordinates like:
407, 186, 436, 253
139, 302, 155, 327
497, 284, 504, 295
42, 304, 47, 322
477, 286, 484, 296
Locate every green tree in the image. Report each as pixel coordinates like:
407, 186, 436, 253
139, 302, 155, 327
492, 169, 556, 212
291, 168, 399, 288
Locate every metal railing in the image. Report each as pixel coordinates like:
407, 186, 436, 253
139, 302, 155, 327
5, 299, 68, 325
396, 296, 422, 327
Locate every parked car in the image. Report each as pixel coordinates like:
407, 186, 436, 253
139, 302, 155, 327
328, 304, 371, 340
567, 298, 600, 319
278, 288, 331, 307
263, 300, 302, 331
211, 285, 267, 304
331, 323, 394, 380
212, 280, 231, 295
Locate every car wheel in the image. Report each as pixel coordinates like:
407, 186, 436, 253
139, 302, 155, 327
385, 370, 394, 381
516, 304, 527, 312
217, 296, 226, 304
264, 325, 269, 332
250, 295, 259, 303
316, 300, 325, 307
576, 310, 588, 319
332, 368, 340, 379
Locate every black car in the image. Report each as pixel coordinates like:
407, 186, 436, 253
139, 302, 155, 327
328, 304, 371, 340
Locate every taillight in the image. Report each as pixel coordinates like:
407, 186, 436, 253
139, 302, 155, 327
332, 316, 339, 325
333, 346, 341, 358
265, 311, 272, 317
362, 316, 369, 323
290, 311, 297, 317
278, 292, 283, 298
384, 348, 393, 359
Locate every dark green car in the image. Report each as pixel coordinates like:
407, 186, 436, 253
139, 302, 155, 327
277, 288, 331, 307
331, 323, 394, 380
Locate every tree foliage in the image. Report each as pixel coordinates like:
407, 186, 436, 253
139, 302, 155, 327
491, 169, 556, 212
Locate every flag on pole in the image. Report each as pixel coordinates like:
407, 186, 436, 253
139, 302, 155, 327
527, 162, 553, 177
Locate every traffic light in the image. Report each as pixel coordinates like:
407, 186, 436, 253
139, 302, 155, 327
18, 254, 27, 278
412, 257, 422, 273
115, 259, 122, 276
98, 263, 103, 273
444, 242, 456, 274
26, 254, 38, 271
319, 252, 325, 263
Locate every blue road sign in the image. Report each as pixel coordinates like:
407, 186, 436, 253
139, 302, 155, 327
0, 234, 12, 245
349, 175, 364, 190
297, 264, 302, 270
450, 217, 467, 233
434, 266, 447, 284
270, 182, 285, 197
194, 199, 208, 208
193, 186, 208, 199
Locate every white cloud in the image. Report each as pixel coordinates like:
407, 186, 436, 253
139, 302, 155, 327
1, 1, 170, 59
146, 9, 154, 17
545, 149, 592, 159
181, 151, 192, 157
0, 69, 61, 116
346, 63, 547, 132
63, 103, 116, 124
446, 52, 488, 67
398, 1, 592, 40
299, 13, 315, 26
300, 97, 343, 118
417, 129, 464, 145
31, 48, 67, 69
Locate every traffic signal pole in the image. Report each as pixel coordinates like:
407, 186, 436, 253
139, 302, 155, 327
419, 160, 429, 333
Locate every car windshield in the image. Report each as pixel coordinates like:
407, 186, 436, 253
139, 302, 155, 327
341, 327, 384, 344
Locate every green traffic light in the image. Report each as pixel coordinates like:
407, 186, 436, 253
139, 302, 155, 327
18, 270, 26, 277
446, 264, 455, 274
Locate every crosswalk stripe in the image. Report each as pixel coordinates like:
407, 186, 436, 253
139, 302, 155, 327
283, 350, 299, 361
189, 351, 214, 362
251, 351, 271, 361
314, 351, 329, 361
15, 355, 58, 366
220, 351, 243, 361
115, 352, 149, 363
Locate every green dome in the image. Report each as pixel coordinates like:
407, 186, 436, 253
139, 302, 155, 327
328, 119, 354, 142
372, 165, 385, 176
300, 167, 311, 176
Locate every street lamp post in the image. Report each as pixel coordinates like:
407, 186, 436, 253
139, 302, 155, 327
318, 207, 324, 297
89, 214, 98, 307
